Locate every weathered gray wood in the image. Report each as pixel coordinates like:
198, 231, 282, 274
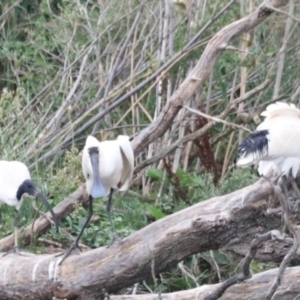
108, 266, 300, 300
0, 179, 280, 299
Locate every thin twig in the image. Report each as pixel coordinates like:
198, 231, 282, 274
266, 4, 300, 24
265, 183, 300, 300
210, 250, 222, 283
204, 230, 286, 300
184, 106, 252, 132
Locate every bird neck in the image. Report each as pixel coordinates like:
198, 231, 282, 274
16, 183, 26, 201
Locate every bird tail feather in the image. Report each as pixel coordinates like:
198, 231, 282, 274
117, 136, 134, 191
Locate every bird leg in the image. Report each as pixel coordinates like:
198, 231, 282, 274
281, 176, 290, 202
106, 188, 122, 247
3, 210, 29, 256
57, 195, 94, 265
282, 175, 300, 211
280, 175, 296, 234
286, 176, 300, 212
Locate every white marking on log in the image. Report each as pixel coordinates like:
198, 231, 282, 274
1, 258, 12, 284
32, 259, 43, 282
48, 258, 60, 281
48, 260, 56, 280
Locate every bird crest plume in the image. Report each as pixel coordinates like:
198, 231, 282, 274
86, 135, 100, 147
260, 102, 300, 119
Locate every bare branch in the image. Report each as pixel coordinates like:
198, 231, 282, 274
265, 183, 300, 300
205, 230, 284, 300
184, 106, 252, 133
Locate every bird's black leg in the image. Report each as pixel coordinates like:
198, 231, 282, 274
280, 175, 295, 234
13, 210, 20, 249
281, 175, 290, 201
106, 188, 122, 247
3, 210, 24, 256
288, 176, 300, 212
57, 196, 94, 265
281, 175, 295, 213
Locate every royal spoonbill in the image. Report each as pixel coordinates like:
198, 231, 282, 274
0, 160, 59, 254
236, 102, 300, 200
58, 135, 134, 265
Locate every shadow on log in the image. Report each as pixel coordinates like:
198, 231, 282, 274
0, 179, 284, 299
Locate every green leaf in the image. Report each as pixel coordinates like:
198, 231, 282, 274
147, 205, 165, 220
147, 168, 164, 180
175, 168, 193, 186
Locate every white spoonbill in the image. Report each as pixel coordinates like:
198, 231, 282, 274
0, 160, 59, 254
58, 135, 134, 265
236, 102, 300, 199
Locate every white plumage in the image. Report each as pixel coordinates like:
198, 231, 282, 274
0, 161, 31, 210
82, 135, 134, 197
236, 102, 300, 178
0, 160, 59, 253
58, 135, 134, 265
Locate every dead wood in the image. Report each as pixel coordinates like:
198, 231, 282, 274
0, 179, 284, 299
265, 182, 300, 299
131, 0, 286, 155
204, 231, 282, 300
107, 266, 300, 300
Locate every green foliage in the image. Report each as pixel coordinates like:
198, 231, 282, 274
0, 0, 297, 295
147, 205, 165, 220
147, 168, 164, 180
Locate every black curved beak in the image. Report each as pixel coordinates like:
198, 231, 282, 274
89, 147, 106, 198
34, 189, 59, 233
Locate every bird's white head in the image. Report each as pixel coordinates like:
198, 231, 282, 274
87, 146, 107, 198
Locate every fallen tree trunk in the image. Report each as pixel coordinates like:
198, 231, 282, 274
0, 179, 285, 299
108, 266, 300, 300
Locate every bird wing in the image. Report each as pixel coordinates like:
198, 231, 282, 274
236, 130, 269, 167
117, 135, 134, 191
237, 102, 300, 175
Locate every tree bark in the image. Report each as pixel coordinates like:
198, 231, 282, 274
0, 179, 286, 299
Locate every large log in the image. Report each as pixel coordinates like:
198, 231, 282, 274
0, 179, 283, 299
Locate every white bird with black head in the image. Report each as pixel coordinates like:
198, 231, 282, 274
236, 102, 300, 200
58, 135, 134, 265
0, 160, 59, 254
